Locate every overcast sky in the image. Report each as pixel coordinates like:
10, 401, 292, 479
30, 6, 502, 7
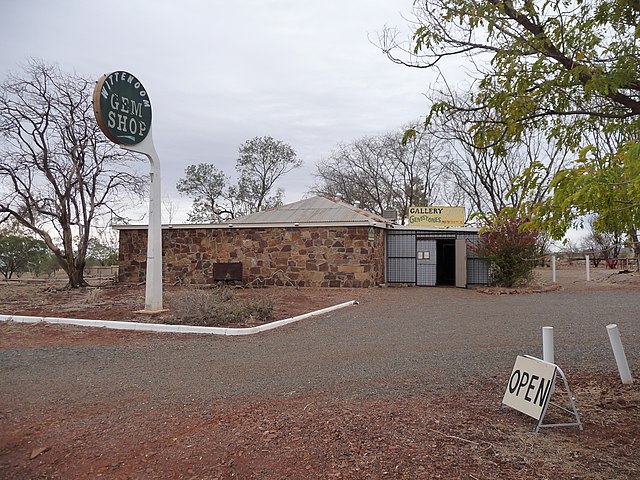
1, 0, 441, 223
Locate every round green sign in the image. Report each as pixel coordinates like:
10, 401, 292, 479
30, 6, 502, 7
93, 71, 152, 145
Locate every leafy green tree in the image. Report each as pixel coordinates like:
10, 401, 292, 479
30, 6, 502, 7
235, 136, 301, 214
383, 0, 640, 253
0, 235, 49, 279
177, 136, 301, 222
31, 252, 59, 278
176, 164, 233, 223
536, 141, 640, 266
384, 0, 640, 146
86, 238, 118, 266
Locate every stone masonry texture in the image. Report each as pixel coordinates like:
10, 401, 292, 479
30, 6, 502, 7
118, 226, 385, 287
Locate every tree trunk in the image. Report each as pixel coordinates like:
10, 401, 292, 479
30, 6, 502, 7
67, 267, 88, 289
56, 253, 88, 288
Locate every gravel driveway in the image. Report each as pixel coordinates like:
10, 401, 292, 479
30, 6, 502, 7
2, 288, 638, 406
2, 286, 640, 479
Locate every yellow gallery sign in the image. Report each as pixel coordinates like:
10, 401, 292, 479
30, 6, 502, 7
408, 206, 465, 227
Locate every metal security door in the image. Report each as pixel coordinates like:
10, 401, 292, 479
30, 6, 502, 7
386, 232, 417, 284
416, 239, 437, 286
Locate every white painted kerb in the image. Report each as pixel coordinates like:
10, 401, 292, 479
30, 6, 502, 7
0, 300, 357, 336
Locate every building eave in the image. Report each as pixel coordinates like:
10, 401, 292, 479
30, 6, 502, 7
390, 224, 480, 233
112, 220, 389, 231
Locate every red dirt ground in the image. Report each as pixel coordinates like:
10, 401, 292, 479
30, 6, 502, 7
1, 267, 638, 479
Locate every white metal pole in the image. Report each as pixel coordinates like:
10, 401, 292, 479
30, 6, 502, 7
542, 326, 555, 364
551, 255, 557, 283
125, 128, 163, 311
606, 324, 633, 384
585, 255, 591, 281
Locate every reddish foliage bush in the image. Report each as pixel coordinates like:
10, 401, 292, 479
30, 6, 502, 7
469, 216, 540, 287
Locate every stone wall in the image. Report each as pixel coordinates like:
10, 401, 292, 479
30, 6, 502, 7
118, 225, 385, 287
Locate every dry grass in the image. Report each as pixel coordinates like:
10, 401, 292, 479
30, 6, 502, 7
166, 286, 274, 327
83, 288, 102, 304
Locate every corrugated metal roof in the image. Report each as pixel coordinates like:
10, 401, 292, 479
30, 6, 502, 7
112, 196, 396, 230
232, 196, 391, 225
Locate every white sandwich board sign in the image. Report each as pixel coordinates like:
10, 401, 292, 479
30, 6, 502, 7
502, 355, 582, 432
502, 355, 556, 420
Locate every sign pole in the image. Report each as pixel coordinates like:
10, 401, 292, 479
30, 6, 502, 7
92, 71, 163, 312
124, 128, 163, 311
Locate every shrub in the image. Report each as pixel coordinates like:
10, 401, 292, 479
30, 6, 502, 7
167, 286, 274, 326
470, 214, 540, 288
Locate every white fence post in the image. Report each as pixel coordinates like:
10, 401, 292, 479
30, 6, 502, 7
551, 255, 557, 283
585, 255, 591, 281
543, 326, 555, 364
606, 324, 633, 384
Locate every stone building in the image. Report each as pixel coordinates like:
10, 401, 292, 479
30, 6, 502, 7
115, 195, 488, 288
115, 196, 388, 288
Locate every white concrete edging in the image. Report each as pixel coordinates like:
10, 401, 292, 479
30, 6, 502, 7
0, 300, 358, 336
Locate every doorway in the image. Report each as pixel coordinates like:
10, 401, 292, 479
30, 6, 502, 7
436, 239, 456, 285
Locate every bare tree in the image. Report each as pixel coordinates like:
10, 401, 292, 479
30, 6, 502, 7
312, 135, 394, 215
162, 196, 180, 224
0, 60, 144, 288
434, 107, 571, 217
382, 125, 446, 223
311, 126, 445, 223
